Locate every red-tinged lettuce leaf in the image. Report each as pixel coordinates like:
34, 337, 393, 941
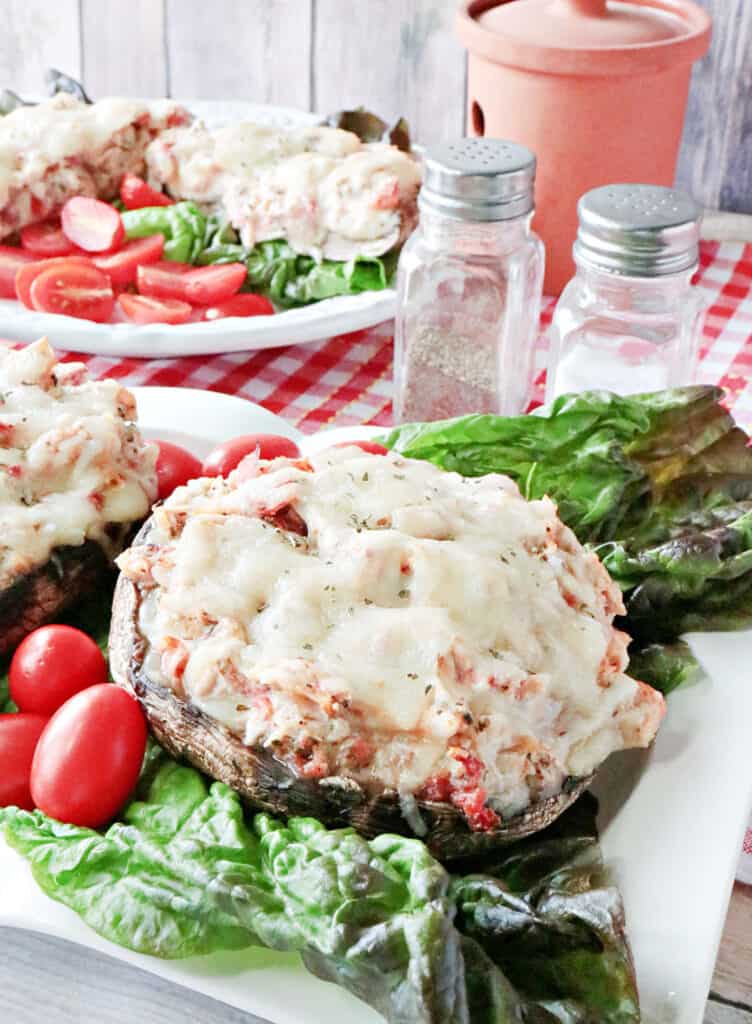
451, 797, 640, 1024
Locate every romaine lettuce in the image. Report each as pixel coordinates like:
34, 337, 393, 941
1, 750, 637, 1024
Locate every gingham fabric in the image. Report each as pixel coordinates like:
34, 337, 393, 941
43, 238, 752, 882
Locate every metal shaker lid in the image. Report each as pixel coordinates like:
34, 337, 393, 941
573, 184, 701, 276
419, 138, 536, 222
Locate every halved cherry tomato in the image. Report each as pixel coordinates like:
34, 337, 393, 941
15, 256, 93, 309
30, 262, 114, 322
92, 235, 164, 285
118, 293, 192, 325
202, 293, 274, 320
202, 434, 301, 477
0, 245, 36, 299
120, 173, 174, 210
30, 684, 147, 828
182, 263, 247, 305
20, 220, 80, 258
154, 440, 203, 499
9, 625, 108, 717
334, 440, 389, 455
137, 261, 192, 301
61, 196, 125, 253
0, 713, 49, 810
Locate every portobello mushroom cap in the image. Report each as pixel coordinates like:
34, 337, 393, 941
0, 540, 114, 658
110, 520, 591, 861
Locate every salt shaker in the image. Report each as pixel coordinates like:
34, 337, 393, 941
393, 139, 544, 423
546, 184, 704, 400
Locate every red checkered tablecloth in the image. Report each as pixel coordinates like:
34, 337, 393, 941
48, 238, 752, 881
51, 239, 752, 434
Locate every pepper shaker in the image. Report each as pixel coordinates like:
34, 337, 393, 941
546, 184, 705, 399
393, 139, 544, 423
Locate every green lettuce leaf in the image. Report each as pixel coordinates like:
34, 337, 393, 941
1, 748, 638, 1023
199, 238, 394, 309
0, 755, 491, 1023
624, 641, 698, 696
121, 201, 207, 263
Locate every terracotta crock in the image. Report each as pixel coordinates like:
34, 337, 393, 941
456, 0, 712, 294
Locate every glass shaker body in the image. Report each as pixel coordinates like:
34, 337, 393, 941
394, 206, 544, 423
546, 261, 704, 400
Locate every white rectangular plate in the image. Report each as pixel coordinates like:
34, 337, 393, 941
1, 386, 751, 1024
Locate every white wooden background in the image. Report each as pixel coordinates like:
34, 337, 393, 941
1, 0, 751, 212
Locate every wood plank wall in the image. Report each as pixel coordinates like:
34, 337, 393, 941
0, 0, 749, 212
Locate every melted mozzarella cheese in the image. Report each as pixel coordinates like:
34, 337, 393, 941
0, 94, 184, 211
146, 120, 420, 259
121, 447, 665, 817
0, 339, 157, 586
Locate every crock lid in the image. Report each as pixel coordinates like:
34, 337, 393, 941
457, 0, 711, 76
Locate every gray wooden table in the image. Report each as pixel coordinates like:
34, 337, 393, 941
2, 882, 751, 1023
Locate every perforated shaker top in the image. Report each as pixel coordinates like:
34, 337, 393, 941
575, 184, 701, 277
419, 138, 536, 222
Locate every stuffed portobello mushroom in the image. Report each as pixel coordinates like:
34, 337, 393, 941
110, 445, 665, 858
0, 338, 157, 655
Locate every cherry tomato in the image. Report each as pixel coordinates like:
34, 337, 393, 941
15, 256, 93, 309
0, 245, 35, 299
182, 264, 247, 305
118, 293, 192, 325
29, 262, 114, 322
120, 173, 175, 210
20, 221, 79, 258
202, 434, 301, 477
0, 714, 49, 810
31, 685, 147, 828
334, 440, 389, 455
61, 196, 125, 253
202, 293, 274, 320
9, 624, 108, 717
92, 235, 164, 285
154, 440, 203, 499
136, 261, 192, 301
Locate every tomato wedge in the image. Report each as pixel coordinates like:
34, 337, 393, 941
183, 263, 247, 305
20, 221, 79, 258
118, 293, 192, 325
61, 196, 125, 253
0, 245, 36, 299
202, 293, 274, 320
30, 262, 114, 322
137, 261, 192, 301
120, 173, 174, 210
15, 256, 93, 309
92, 235, 164, 285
